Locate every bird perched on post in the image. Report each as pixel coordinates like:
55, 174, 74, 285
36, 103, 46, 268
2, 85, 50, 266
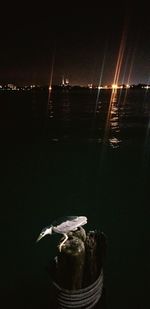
36, 216, 87, 251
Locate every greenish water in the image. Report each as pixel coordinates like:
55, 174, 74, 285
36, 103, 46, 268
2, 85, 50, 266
1, 89, 150, 308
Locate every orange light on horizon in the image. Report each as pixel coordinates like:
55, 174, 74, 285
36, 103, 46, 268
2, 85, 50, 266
112, 84, 118, 89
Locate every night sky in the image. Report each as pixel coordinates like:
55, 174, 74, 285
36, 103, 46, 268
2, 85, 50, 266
1, 1, 149, 86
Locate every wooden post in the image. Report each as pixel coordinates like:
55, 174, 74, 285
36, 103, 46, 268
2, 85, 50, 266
83, 230, 107, 286
56, 236, 85, 290
48, 227, 107, 309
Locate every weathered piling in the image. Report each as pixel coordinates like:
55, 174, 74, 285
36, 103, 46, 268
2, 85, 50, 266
83, 230, 106, 286
48, 227, 107, 309
56, 236, 85, 289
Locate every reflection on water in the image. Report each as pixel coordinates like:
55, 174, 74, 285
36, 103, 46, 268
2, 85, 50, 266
48, 99, 54, 119
108, 90, 121, 148
47, 88, 150, 151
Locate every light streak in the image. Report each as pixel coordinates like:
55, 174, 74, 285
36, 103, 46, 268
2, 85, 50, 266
113, 26, 127, 87
47, 50, 55, 120
48, 51, 55, 104
103, 21, 128, 146
95, 51, 106, 111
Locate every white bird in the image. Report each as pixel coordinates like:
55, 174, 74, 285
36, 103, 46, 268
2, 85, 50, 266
36, 216, 87, 251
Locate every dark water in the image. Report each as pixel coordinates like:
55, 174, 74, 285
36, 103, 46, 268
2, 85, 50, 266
1, 88, 150, 308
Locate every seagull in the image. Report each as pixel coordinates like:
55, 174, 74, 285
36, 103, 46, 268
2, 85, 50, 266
36, 216, 87, 251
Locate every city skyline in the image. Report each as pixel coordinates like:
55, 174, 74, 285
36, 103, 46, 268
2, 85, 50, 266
0, 2, 149, 86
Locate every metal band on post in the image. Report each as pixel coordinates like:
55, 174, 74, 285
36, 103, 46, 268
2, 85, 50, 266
53, 269, 103, 309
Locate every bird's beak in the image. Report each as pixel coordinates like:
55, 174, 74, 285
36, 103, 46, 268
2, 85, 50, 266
36, 234, 43, 242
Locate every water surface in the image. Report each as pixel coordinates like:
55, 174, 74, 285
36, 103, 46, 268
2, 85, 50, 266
1, 88, 150, 308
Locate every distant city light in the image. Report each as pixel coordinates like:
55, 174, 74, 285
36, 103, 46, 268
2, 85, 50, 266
61, 76, 70, 87
0, 83, 149, 92
112, 84, 118, 89
88, 84, 93, 89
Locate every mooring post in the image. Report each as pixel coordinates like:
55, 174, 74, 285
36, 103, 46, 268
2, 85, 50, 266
83, 230, 107, 308
48, 227, 107, 309
56, 236, 85, 290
